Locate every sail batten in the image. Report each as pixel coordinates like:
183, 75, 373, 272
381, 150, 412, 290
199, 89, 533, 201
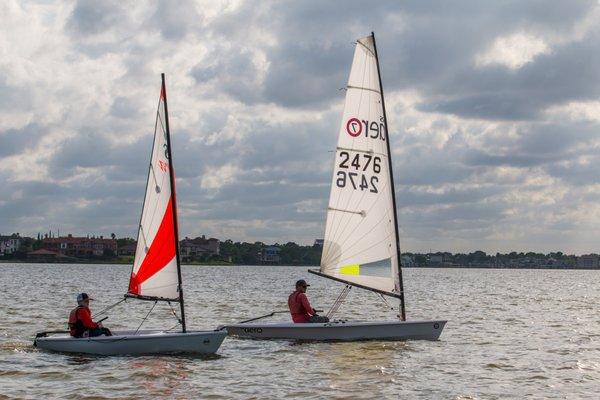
320, 34, 401, 298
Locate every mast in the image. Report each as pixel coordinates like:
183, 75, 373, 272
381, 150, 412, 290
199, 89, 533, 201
161, 73, 187, 333
371, 32, 406, 321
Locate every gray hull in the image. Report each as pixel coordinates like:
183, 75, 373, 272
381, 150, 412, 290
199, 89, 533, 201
224, 320, 446, 341
34, 329, 227, 356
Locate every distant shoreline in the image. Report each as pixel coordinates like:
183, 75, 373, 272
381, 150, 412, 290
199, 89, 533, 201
1, 259, 600, 270
0, 259, 233, 266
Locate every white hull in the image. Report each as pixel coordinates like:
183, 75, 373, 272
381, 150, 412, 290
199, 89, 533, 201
34, 329, 227, 356
224, 320, 446, 341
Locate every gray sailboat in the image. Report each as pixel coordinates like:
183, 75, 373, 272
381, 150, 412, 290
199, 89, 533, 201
225, 33, 446, 341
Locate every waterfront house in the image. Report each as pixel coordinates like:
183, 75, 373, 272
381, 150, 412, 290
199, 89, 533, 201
261, 246, 281, 264
179, 236, 220, 262
117, 243, 137, 256
577, 254, 599, 269
0, 233, 22, 255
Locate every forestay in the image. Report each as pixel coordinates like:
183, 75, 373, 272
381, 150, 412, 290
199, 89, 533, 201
128, 86, 179, 301
320, 35, 400, 296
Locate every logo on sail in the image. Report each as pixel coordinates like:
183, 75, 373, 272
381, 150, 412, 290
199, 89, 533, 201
346, 117, 362, 137
346, 117, 386, 140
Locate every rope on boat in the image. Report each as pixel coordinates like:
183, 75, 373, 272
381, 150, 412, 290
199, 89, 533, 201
215, 310, 289, 329
378, 293, 395, 311
134, 300, 157, 334
93, 297, 126, 318
165, 321, 181, 332
167, 301, 183, 326
326, 285, 352, 319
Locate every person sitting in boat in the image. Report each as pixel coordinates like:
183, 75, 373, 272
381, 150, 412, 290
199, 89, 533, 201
288, 279, 329, 323
68, 293, 112, 338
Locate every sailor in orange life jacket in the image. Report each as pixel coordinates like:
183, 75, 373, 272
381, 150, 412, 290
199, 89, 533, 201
68, 293, 112, 338
288, 280, 329, 323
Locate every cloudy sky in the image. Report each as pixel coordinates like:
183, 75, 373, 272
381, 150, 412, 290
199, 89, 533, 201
2, 0, 600, 254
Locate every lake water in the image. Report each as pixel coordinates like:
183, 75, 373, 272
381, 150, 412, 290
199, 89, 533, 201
0, 263, 599, 399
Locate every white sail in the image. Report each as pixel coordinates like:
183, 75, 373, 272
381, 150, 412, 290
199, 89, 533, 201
320, 35, 400, 295
127, 85, 179, 301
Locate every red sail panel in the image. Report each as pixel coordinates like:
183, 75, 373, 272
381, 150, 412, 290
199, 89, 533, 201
128, 198, 176, 295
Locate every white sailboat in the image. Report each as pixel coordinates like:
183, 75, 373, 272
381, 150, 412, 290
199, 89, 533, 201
34, 75, 227, 355
225, 33, 446, 341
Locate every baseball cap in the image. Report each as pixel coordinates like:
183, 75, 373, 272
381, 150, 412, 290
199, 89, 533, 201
295, 279, 310, 287
77, 293, 94, 302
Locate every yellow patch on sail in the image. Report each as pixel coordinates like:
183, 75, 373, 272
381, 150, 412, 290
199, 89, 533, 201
339, 264, 360, 275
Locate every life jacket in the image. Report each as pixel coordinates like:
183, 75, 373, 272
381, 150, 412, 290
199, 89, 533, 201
288, 291, 311, 323
68, 306, 87, 338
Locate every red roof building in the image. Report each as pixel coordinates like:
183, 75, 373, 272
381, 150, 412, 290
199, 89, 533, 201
42, 234, 117, 257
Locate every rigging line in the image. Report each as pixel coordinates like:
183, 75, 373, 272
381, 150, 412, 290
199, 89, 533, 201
167, 301, 183, 325
139, 225, 149, 252
165, 321, 180, 332
93, 298, 126, 318
326, 285, 352, 319
325, 51, 370, 258
157, 102, 167, 138
134, 300, 157, 335
378, 292, 395, 311
149, 163, 160, 192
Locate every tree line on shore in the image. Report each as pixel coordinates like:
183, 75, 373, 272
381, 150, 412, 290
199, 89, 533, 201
1, 234, 594, 268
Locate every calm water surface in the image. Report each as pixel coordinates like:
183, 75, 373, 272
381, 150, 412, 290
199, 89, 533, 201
0, 264, 599, 399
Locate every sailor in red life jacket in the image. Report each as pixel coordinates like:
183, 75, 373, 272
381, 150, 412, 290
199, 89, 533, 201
68, 293, 112, 338
288, 280, 329, 323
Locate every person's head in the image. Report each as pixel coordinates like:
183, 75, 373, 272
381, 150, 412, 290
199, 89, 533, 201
295, 279, 310, 293
76, 292, 93, 307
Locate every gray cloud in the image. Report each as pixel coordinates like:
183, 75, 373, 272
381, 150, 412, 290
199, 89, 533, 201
68, 0, 128, 36
0, 124, 45, 157
2, 0, 600, 253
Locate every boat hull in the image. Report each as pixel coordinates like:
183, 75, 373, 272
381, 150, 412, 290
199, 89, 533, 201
34, 329, 227, 356
224, 320, 446, 341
